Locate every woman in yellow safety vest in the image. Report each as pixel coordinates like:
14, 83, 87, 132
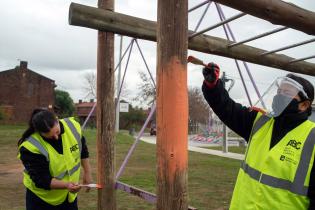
18, 108, 92, 210
201, 62, 315, 210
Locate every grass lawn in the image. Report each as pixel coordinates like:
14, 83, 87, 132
0, 125, 241, 210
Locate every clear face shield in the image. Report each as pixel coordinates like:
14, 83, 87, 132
254, 77, 308, 117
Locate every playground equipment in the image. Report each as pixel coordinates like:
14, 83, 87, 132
68, 0, 315, 209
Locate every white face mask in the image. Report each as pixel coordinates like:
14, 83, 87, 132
254, 76, 308, 117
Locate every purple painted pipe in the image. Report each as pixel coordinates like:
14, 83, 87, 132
115, 102, 156, 179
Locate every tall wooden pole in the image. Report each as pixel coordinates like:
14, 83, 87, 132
96, 0, 116, 209
156, 0, 188, 209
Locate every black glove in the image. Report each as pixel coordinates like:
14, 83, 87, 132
202, 62, 220, 88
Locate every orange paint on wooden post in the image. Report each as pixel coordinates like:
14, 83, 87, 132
156, 0, 188, 209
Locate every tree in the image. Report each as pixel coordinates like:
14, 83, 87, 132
134, 71, 156, 105
55, 89, 75, 118
188, 87, 211, 132
82, 72, 96, 99
135, 71, 210, 126
82, 71, 130, 100
119, 105, 147, 130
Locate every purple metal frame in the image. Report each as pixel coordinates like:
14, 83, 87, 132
214, 3, 252, 106
116, 103, 156, 179
135, 39, 156, 88
83, 39, 134, 131
116, 39, 135, 105
116, 181, 156, 203
289, 55, 315, 63
112, 2, 314, 207
193, 1, 212, 32
115, 181, 198, 210
228, 26, 288, 48
190, 12, 246, 38
82, 102, 97, 130
261, 38, 315, 56
188, 0, 210, 12
114, 39, 134, 72
216, 3, 265, 107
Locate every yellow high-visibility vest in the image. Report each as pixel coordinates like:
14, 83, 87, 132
19, 117, 82, 206
230, 113, 315, 210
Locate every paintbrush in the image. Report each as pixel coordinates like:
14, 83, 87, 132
79, 184, 102, 189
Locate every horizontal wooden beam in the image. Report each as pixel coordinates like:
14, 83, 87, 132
211, 0, 315, 36
69, 3, 315, 76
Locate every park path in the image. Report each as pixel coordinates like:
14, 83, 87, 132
140, 134, 245, 160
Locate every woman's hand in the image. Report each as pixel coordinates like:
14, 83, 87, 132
66, 182, 81, 193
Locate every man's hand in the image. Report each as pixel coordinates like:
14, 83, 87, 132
203, 62, 220, 88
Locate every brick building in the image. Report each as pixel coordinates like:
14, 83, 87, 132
0, 61, 56, 123
75, 99, 96, 127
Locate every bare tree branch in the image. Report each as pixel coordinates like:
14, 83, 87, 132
82, 71, 130, 100
188, 87, 211, 125
82, 72, 96, 98
134, 71, 156, 105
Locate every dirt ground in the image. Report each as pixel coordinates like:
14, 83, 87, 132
0, 163, 25, 210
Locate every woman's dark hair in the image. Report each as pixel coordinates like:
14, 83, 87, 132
286, 73, 314, 116
18, 108, 58, 146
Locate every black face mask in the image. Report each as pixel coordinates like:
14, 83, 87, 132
272, 94, 300, 117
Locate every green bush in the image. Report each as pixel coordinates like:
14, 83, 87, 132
55, 89, 75, 118
119, 106, 147, 130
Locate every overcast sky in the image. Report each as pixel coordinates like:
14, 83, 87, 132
1, 0, 315, 107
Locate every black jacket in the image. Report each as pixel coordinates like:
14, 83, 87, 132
20, 121, 89, 190
202, 79, 315, 209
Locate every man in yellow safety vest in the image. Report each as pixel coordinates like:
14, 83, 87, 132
202, 62, 315, 210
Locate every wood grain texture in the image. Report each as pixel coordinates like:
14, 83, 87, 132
96, 0, 116, 209
156, 0, 188, 209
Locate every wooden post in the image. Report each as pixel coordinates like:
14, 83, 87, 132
68, 4, 315, 76
156, 0, 188, 209
96, 0, 116, 209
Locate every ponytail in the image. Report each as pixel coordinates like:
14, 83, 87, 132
18, 108, 58, 146
18, 126, 35, 146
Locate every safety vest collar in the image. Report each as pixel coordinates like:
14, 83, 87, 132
241, 126, 315, 196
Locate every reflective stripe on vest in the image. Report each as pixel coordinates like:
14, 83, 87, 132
55, 162, 81, 180
244, 114, 271, 160
64, 118, 82, 153
241, 161, 308, 196
26, 136, 49, 161
251, 114, 270, 137
241, 119, 315, 196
